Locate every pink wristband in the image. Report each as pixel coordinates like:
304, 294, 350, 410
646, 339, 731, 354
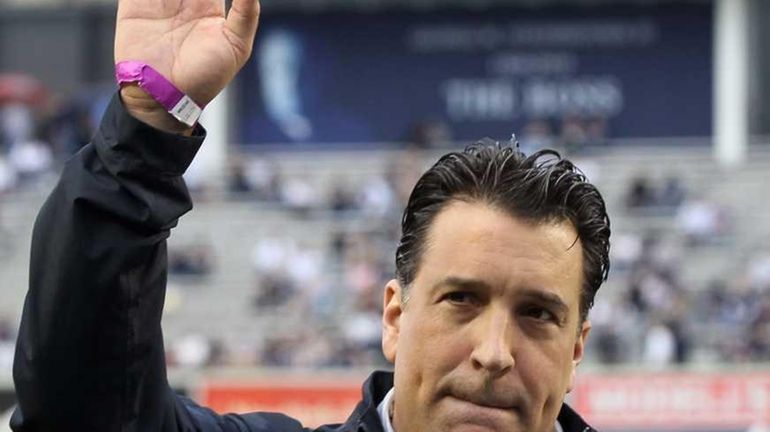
115, 61, 203, 127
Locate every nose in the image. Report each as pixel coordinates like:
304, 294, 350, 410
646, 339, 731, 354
469, 308, 515, 377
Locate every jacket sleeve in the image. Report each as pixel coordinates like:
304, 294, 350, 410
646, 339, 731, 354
10, 93, 213, 432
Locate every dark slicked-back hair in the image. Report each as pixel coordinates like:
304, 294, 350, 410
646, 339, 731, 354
394, 139, 611, 322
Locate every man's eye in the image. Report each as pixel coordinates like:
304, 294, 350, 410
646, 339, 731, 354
523, 306, 556, 323
443, 291, 477, 305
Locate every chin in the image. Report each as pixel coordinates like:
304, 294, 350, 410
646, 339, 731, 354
446, 426, 507, 432
440, 421, 527, 432
433, 396, 525, 432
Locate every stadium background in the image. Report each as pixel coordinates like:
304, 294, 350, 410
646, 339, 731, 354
0, 0, 769, 430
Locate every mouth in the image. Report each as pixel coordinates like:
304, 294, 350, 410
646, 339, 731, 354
449, 394, 517, 412
447, 388, 520, 411
443, 394, 521, 430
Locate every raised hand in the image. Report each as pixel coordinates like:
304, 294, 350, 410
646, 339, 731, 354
115, 0, 260, 131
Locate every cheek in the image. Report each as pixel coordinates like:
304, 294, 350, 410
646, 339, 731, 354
516, 336, 576, 406
396, 313, 470, 390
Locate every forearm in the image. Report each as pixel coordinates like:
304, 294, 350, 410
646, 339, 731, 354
12, 93, 204, 431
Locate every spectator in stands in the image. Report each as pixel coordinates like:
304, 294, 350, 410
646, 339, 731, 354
657, 174, 687, 210
586, 296, 627, 364
624, 174, 688, 215
748, 296, 770, 360
251, 237, 296, 307
249, 156, 282, 201
45, 101, 95, 157
329, 180, 357, 213
519, 119, 555, 155
343, 234, 383, 295
6, 122, 53, 184
643, 318, 676, 366
227, 155, 282, 202
609, 232, 643, 272
168, 242, 214, 278
358, 174, 397, 218
253, 272, 294, 308
293, 328, 338, 368
747, 249, 770, 291
343, 284, 386, 362
559, 114, 589, 155
0, 105, 55, 192
405, 118, 451, 149
0, 104, 34, 155
0, 157, 16, 194
169, 333, 214, 368
261, 336, 295, 367
0, 318, 14, 374
584, 117, 609, 149
676, 195, 731, 246
279, 175, 321, 214
625, 174, 655, 210
250, 235, 324, 312
227, 159, 253, 195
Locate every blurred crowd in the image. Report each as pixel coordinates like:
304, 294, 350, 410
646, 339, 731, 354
159, 148, 770, 371
0, 91, 103, 195
402, 115, 611, 156
0, 319, 13, 375
0, 104, 56, 194
1, 87, 769, 372
589, 173, 768, 366
165, 148, 424, 370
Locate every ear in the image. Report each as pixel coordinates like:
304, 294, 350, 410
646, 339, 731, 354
381, 279, 404, 363
567, 320, 591, 393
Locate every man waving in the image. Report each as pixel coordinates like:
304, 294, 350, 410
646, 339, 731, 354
11, 0, 609, 431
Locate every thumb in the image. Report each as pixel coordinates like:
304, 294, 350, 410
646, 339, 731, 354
225, 0, 261, 61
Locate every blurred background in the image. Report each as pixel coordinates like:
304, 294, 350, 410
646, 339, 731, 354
0, 0, 769, 430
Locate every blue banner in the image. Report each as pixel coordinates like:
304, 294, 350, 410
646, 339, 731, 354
236, 3, 712, 146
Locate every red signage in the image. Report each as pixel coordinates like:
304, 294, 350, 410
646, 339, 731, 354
199, 375, 363, 427
572, 372, 770, 429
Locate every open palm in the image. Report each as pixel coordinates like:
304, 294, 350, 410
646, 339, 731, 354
115, 0, 260, 107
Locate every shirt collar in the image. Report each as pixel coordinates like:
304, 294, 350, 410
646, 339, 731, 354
376, 387, 396, 432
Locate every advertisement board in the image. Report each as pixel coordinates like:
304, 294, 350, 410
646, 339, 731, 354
573, 372, 770, 432
236, 3, 712, 146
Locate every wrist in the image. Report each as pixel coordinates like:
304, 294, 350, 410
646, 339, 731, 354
120, 85, 195, 135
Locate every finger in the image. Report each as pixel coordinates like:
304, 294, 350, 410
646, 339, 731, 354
225, 0, 261, 57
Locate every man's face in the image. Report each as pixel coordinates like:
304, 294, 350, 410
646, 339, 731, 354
382, 200, 590, 432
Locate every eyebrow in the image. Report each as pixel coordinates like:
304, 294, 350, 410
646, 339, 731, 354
432, 276, 570, 315
518, 288, 570, 316
432, 276, 491, 293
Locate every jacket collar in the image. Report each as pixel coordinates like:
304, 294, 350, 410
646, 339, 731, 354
343, 370, 392, 431
342, 370, 595, 432
558, 402, 597, 432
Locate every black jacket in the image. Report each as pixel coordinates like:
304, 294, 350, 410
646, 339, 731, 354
10, 94, 596, 432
